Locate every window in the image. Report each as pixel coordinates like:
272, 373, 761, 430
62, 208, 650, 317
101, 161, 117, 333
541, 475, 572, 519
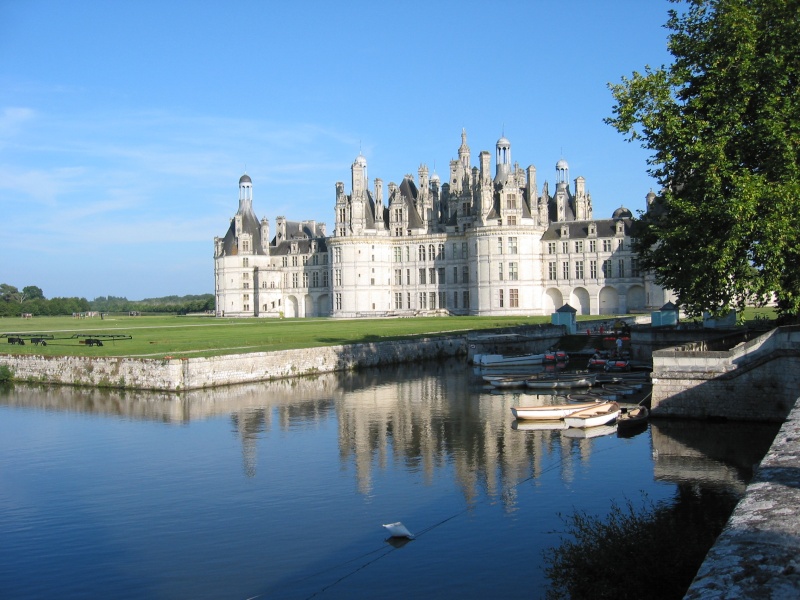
419, 292, 427, 309
429, 245, 435, 261
419, 245, 426, 261
462, 266, 469, 283
243, 271, 249, 280
438, 243, 445, 260
548, 242, 556, 255
508, 237, 518, 254
429, 292, 437, 310
406, 292, 411, 309
243, 258, 249, 267
453, 266, 458, 284
499, 289, 504, 307
510, 289, 519, 307
312, 271, 319, 287
292, 273, 298, 287
292, 256, 298, 267
602, 259, 611, 277
419, 268, 426, 284
506, 193, 517, 209
312, 254, 318, 265
574, 240, 584, 253
453, 243, 458, 259
243, 294, 249, 302
575, 260, 584, 279
509, 262, 518, 281
335, 293, 342, 310
590, 260, 597, 278
429, 267, 435, 284
463, 290, 470, 308
561, 241, 569, 254
631, 258, 640, 277
243, 240, 250, 252
395, 293, 403, 309
453, 292, 458, 309
589, 240, 596, 252
438, 267, 445, 284
405, 246, 410, 261
406, 269, 411, 285
302, 272, 308, 287
618, 238, 625, 250
562, 261, 569, 279
322, 271, 329, 287
335, 269, 342, 286
243, 282, 249, 289
302, 255, 309, 266
461, 242, 468, 259
497, 237, 503, 254
282, 256, 288, 267
438, 291, 446, 309
395, 269, 402, 285
548, 261, 557, 280
602, 239, 612, 252
334, 247, 342, 263
507, 216, 517, 225
618, 259, 625, 277
498, 263, 504, 281
394, 247, 402, 262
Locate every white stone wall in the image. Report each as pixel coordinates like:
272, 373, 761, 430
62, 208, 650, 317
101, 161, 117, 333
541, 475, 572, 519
0, 337, 466, 391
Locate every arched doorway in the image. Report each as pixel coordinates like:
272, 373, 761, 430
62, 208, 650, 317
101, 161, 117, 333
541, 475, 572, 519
571, 287, 591, 315
599, 286, 619, 315
544, 288, 564, 314
285, 295, 299, 318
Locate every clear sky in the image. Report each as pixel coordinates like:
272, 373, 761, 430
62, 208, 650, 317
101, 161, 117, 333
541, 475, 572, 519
0, 0, 674, 300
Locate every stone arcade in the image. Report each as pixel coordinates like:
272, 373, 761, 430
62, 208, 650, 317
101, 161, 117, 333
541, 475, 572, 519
214, 130, 673, 318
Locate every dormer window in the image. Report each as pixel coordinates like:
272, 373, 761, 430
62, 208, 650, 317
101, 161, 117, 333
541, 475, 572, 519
560, 225, 569, 238
588, 224, 596, 236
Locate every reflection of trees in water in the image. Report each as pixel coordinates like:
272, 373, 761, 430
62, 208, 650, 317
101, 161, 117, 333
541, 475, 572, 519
543, 486, 740, 600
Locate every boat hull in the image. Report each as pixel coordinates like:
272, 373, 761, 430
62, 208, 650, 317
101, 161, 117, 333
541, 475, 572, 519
563, 402, 621, 428
511, 401, 601, 420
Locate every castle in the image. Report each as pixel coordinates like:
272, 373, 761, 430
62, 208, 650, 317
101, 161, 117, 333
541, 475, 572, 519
214, 130, 672, 318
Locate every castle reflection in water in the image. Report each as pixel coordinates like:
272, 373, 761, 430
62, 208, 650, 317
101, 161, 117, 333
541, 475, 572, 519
2, 359, 777, 503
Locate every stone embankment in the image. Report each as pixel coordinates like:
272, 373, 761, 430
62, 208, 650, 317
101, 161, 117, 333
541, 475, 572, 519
651, 325, 800, 422
683, 398, 800, 598
1, 336, 466, 391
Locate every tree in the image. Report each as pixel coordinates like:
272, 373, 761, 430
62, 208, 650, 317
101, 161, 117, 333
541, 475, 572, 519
606, 0, 800, 317
22, 285, 45, 301
0, 283, 21, 303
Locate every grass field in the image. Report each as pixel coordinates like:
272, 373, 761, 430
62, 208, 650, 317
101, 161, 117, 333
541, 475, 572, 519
0, 314, 560, 359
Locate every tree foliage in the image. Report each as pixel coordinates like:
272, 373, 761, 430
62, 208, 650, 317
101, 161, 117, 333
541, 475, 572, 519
0, 283, 213, 317
606, 0, 800, 317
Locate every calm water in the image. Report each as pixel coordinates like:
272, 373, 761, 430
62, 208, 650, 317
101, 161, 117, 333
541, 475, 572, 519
0, 360, 780, 599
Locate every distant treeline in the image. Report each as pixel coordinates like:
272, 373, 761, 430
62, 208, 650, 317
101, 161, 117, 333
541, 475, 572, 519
0, 284, 214, 317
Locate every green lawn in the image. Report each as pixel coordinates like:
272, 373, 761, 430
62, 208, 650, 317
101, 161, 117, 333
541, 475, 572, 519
0, 314, 560, 359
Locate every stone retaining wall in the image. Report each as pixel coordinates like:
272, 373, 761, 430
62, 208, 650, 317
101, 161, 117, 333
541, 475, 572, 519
0, 336, 466, 391
651, 326, 800, 421
684, 395, 800, 598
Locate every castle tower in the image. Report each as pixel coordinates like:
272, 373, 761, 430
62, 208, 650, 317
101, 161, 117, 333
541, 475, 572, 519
494, 136, 512, 184
239, 173, 253, 212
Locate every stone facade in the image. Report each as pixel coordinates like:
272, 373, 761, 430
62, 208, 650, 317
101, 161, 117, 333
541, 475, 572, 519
214, 130, 674, 318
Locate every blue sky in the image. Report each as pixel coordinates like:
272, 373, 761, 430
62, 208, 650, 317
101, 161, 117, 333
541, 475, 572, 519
0, 0, 674, 300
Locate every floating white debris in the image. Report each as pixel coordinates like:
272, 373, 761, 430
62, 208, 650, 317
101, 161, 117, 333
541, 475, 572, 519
382, 522, 414, 539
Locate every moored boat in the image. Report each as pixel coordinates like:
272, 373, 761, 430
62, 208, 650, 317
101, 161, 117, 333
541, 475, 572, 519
604, 359, 631, 372
511, 401, 601, 421
511, 419, 569, 431
563, 401, 621, 428
543, 350, 569, 363
475, 353, 546, 367
524, 373, 597, 390
616, 406, 649, 430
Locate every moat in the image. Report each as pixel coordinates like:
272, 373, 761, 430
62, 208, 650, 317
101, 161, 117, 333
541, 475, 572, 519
0, 360, 780, 599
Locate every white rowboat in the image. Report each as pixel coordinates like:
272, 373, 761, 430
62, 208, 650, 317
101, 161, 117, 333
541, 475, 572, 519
511, 401, 602, 421
563, 401, 621, 428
